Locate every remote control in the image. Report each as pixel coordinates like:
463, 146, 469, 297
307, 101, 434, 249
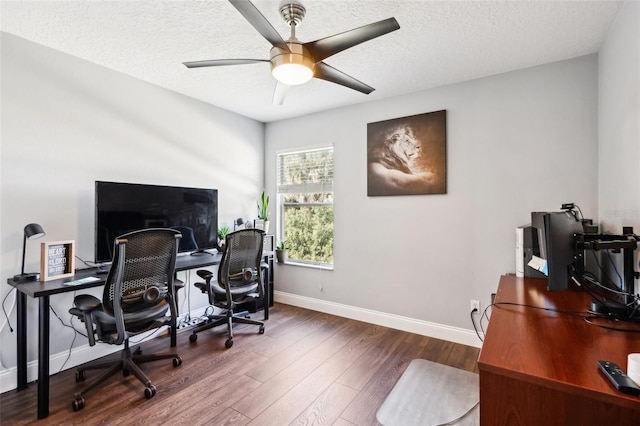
597, 360, 640, 396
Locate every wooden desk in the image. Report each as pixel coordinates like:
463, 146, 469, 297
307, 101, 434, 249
478, 275, 640, 425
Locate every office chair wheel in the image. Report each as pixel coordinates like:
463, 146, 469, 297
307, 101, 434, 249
144, 385, 156, 399
189, 333, 198, 342
72, 397, 85, 411
75, 370, 86, 382
134, 347, 143, 355
225, 338, 233, 348
123, 368, 130, 377
259, 325, 265, 334
172, 356, 183, 367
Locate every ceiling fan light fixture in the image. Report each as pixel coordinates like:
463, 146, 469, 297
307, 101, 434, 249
272, 62, 313, 85
270, 44, 315, 85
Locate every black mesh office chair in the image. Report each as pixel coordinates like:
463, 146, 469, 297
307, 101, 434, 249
190, 229, 265, 348
69, 228, 182, 411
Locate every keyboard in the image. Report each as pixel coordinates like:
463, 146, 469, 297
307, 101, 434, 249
64, 276, 101, 286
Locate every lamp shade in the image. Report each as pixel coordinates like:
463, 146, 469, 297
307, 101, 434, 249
24, 223, 45, 239
13, 223, 46, 282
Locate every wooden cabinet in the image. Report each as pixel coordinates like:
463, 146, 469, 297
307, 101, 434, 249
478, 275, 640, 425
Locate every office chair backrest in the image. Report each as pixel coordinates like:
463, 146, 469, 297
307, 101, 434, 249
102, 228, 181, 317
218, 229, 264, 293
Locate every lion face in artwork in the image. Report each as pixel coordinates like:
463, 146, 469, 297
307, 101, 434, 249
369, 126, 421, 174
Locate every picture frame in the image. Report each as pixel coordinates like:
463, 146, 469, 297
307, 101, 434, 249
40, 240, 75, 281
367, 110, 447, 196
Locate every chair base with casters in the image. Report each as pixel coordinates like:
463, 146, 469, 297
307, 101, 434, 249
71, 337, 182, 411
190, 280, 264, 348
69, 293, 183, 411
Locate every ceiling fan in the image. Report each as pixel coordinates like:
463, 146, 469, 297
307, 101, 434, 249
183, 0, 400, 105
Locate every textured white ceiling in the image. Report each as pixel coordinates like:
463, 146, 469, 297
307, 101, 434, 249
0, 0, 623, 123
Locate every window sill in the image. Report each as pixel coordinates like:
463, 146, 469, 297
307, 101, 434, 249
276, 260, 333, 271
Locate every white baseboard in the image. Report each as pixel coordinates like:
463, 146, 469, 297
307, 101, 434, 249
273, 291, 483, 349
0, 308, 209, 394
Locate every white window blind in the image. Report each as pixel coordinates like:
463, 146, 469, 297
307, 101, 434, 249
277, 147, 334, 194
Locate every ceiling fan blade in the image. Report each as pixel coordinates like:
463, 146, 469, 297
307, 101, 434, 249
183, 59, 269, 68
228, 0, 290, 52
304, 17, 400, 62
272, 81, 290, 105
314, 62, 374, 94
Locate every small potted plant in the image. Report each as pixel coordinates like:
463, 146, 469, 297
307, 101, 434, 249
275, 240, 288, 263
217, 225, 230, 251
255, 189, 270, 233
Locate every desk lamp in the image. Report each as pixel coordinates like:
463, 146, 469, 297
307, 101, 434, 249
234, 218, 244, 231
13, 223, 46, 282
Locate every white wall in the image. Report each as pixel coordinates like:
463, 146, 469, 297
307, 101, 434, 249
266, 55, 599, 344
0, 33, 264, 386
598, 0, 640, 234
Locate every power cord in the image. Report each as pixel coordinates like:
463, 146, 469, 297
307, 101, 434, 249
75, 255, 96, 269
49, 304, 86, 372
493, 301, 591, 318
493, 298, 640, 332
470, 304, 494, 342
605, 250, 624, 288
177, 270, 194, 328
129, 326, 166, 344
0, 288, 18, 369
470, 307, 483, 342
1, 287, 16, 333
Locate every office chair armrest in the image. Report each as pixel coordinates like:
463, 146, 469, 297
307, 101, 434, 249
173, 277, 185, 291
197, 269, 214, 281
72, 294, 102, 312
195, 269, 219, 305
69, 294, 102, 346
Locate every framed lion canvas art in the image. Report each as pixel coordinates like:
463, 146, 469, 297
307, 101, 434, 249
367, 110, 447, 196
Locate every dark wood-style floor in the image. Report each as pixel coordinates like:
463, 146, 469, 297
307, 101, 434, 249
1, 303, 480, 426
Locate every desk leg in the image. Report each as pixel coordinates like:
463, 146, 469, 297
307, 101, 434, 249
16, 290, 27, 391
37, 296, 50, 419
263, 267, 269, 321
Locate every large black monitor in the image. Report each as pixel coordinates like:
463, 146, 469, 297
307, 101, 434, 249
531, 211, 584, 291
95, 181, 218, 263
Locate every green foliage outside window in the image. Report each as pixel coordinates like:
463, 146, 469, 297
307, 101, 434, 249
283, 195, 333, 264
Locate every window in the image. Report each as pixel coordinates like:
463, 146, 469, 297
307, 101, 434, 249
277, 147, 334, 266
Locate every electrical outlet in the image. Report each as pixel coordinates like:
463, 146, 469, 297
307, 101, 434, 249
470, 300, 480, 313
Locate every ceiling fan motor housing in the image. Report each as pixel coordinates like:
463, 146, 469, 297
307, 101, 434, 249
270, 43, 316, 85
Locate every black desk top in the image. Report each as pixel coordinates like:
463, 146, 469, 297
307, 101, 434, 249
7, 252, 222, 298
